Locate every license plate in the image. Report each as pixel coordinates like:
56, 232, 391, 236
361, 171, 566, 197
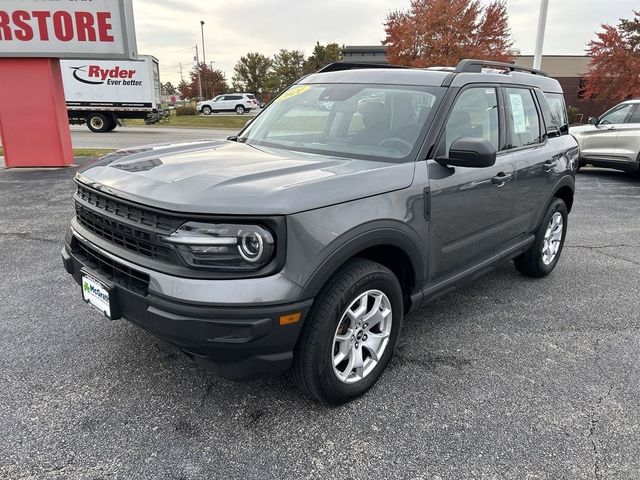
82, 275, 112, 319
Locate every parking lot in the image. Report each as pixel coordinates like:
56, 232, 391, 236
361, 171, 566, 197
1, 161, 639, 479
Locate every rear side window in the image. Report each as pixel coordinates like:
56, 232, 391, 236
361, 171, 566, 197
505, 88, 542, 149
627, 105, 640, 124
543, 92, 569, 134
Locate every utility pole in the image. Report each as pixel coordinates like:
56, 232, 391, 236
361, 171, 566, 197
200, 21, 206, 65
194, 44, 203, 100
533, 0, 549, 70
210, 61, 215, 97
178, 63, 184, 82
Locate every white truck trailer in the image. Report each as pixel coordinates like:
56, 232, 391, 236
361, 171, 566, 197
60, 55, 166, 132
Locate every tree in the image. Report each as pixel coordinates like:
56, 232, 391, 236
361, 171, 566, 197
302, 42, 343, 74
231, 52, 271, 94
582, 10, 640, 103
265, 49, 305, 94
178, 63, 228, 100
161, 81, 177, 96
383, 0, 513, 68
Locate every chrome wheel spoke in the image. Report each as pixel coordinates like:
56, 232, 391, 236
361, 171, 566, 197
541, 212, 564, 265
331, 289, 393, 384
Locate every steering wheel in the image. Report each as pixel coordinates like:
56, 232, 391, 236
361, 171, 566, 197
377, 137, 413, 152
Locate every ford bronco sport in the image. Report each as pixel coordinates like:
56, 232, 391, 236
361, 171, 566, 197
62, 60, 578, 405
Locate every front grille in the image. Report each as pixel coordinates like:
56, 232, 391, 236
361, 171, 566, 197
74, 185, 179, 264
71, 238, 150, 295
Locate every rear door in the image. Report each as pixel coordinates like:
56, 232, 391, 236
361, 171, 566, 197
503, 86, 558, 235
613, 104, 640, 165
427, 86, 518, 279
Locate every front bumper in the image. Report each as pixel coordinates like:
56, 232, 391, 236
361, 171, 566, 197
62, 233, 312, 380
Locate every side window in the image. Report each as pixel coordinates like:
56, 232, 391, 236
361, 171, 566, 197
599, 104, 634, 124
544, 92, 569, 134
441, 87, 499, 155
505, 88, 541, 149
626, 105, 640, 124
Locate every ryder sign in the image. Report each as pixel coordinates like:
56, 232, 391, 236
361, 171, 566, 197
0, 0, 137, 59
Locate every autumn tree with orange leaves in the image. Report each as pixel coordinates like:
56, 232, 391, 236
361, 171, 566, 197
383, 0, 514, 68
582, 10, 640, 103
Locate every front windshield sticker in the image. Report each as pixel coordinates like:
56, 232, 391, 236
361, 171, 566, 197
275, 85, 310, 103
509, 93, 527, 133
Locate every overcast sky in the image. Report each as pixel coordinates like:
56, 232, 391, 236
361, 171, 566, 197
132, 0, 639, 86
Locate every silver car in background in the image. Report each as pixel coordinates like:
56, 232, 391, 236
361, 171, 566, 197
570, 99, 640, 173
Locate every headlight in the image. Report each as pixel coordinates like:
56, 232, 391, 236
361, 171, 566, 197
163, 222, 275, 271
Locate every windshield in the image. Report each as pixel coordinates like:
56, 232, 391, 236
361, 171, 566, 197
238, 83, 443, 161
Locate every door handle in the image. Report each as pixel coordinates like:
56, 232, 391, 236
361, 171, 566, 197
543, 160, 558, 172
492, 172, 513, 186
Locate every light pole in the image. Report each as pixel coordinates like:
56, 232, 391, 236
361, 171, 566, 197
533, 0, 549, 70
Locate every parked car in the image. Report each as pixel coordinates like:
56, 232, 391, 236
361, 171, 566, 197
62, 60, 577, 405
570, 99, 640, 173
196, 94, 255, 115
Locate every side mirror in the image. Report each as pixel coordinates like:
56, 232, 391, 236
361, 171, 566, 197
437, 137, 497, 168
588, 116, 599, 125
547, 125, 561, 138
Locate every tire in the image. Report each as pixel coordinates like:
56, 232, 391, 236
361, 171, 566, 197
86, 113, 110, 133
106, 117, 117, 132
514, 197, 568, 278
235, 105, 245, 115
202, 106, 212, 115
293, 258, 404, 405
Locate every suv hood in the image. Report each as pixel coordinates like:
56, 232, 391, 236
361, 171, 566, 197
76, 140, 415, 215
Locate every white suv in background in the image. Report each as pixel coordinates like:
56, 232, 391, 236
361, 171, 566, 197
197, 94, 257, 115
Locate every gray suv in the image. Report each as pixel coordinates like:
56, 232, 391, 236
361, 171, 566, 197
62, 60, 578, 405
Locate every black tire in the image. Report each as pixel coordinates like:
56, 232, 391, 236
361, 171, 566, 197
514, 197, 568, 278
202, 106, 212, 115
293, 258, 404, 405
235, 105, 245, 115
106, 117, 117, 132
86, 113, 110, 133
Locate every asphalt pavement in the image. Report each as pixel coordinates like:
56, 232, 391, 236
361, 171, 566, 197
1, 166, 639, 479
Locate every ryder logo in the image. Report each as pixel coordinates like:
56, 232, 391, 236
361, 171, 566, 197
70, 65, 141, 86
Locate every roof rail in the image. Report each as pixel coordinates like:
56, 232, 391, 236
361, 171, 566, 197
455, 59, 548, 77
317, 62, 405, 73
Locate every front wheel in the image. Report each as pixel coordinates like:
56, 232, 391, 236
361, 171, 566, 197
514, 197, 568, 277
293, 258, 403, 405
202, 106, 212, 115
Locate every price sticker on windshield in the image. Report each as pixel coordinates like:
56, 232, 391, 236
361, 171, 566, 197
275, 85, 310, 103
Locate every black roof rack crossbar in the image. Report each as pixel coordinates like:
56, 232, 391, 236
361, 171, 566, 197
317, 62, 406, 73
455, 59, 548, 77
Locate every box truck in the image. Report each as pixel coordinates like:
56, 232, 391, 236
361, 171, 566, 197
60, 55, 166, 132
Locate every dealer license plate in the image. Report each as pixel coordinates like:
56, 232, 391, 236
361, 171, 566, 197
82, 275, 111, 319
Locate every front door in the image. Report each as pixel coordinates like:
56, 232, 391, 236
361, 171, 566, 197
581, 102, 636, 162
613, 104, 640, 166
427, 86, 518, 280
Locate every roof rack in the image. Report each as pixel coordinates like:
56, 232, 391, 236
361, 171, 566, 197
316, 62, 405, 73
455, 59, 548, 77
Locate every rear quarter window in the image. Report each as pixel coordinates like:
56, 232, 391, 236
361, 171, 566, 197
543, 92, 569, 134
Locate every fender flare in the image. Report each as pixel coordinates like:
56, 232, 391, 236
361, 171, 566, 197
298, 220, 426, 301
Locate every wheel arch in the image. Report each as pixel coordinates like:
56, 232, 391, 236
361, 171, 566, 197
552, 177, 575, 212
299, 225, 426, 312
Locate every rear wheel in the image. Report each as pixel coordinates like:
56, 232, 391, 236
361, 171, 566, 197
514, 197, 568, 277
235, 105, 245, 115
86, 113, 110, 133
293, 258, 403, 405
106, 117, 117, 132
